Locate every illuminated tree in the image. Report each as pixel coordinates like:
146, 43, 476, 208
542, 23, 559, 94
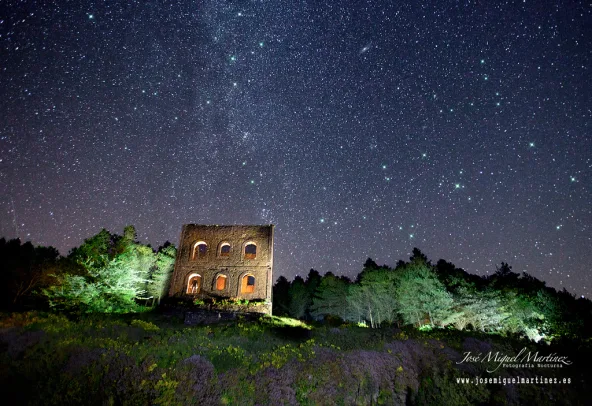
44, 253, 148, 313
394, 260, 453, 327
145, 243, 176, 306
43, 226, 155, 313
359, 267, 399, 327
447, 287, 509, 332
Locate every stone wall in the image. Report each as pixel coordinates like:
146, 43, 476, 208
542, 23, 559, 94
169, 225, 273, 312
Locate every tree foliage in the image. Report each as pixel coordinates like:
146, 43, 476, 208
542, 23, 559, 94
41, 226, 175, 313
272, 248, 592, 341
146, 242, 176, 305
310, 272, 349, 321
394, 260, 453, 327
0, 238, 60, 308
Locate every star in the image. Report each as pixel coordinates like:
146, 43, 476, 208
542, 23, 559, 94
0, 0, 587, 299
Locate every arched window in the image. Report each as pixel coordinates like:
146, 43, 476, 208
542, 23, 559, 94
244, 242, 257, 259
216, 275, 227, 291
186, 274, 202, 294
241, 274, 255, 294
219, 242, 231, 257
192, 241, 207, 260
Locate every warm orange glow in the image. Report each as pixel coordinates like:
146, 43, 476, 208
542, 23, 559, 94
216, 275, 227, 290
241, 274, 255, 293
187, 274, 202, 294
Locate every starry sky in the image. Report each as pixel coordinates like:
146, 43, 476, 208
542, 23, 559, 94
1, 1, 590, 296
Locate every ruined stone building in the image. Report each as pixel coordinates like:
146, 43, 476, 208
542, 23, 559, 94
168, 225, 274, 310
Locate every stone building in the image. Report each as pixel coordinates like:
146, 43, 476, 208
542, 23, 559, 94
169, 225, 273, 312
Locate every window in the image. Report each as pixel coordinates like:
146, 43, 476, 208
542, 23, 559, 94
192, 241, 207, 260
219, 242, 231, 257
241, 274, 255, 294
216, 275, 227, 291
186, 274, 202, 294
244, 242, 257, 259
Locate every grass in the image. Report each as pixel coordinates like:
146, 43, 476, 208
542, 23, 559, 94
0, 310, 589, 405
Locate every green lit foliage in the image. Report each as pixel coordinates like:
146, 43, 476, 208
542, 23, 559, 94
145, 243, 176, 306
260, 315, 312, 330
359, 265, 400, 326
344, 263, 400, 328
394, 260, 453, 328
447, 287, 509, 332
274, 250, 592, 341
276, 270, 324, 320
44, 254, 148, 313
42, 226, 175, 313
344, 282, 370, 325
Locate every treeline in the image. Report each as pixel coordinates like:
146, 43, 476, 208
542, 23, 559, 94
0, 226, 176, 313
273, 248, 592, 341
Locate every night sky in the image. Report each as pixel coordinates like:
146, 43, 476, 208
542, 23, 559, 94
1, 1, 590, 296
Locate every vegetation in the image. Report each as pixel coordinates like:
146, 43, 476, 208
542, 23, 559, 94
1, 230, 591, 404
274, 249, 592, 342
1, 311, 588, 405
0, 226, 175, 314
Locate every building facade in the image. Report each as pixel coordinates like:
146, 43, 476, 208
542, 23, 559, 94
169, 225, 274, 307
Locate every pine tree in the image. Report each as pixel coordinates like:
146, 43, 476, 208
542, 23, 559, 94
310, 272, 349, 321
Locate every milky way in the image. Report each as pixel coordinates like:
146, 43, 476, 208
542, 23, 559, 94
0, 1, 590, 295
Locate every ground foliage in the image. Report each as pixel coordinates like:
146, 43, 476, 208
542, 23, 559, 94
0, 311, 588, 405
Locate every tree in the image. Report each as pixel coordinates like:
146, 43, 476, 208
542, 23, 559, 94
44, 252, 149, 313
272, 276, 291, 316
447, 287, 509, 332
123, 225, 138, 243
345, 283, 373, 325
68, 228, 114, 268
0, 238, 60, 308
358, 267, 399, 327
145, 243, 176, 306
310, 272, 349, 321
394, 261, 453, 327
287, 276, 309, 319
410, 247, 430, 265
488, 262, 520, 289
43, 226, 157, 313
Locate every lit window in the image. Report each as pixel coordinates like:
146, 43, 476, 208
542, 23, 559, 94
241, 274, 255, 293
187, 274, 202, 294
244, 243, 257, 259
216, 275, 227, 291
192, 241, 207, 260
219, 242, 231, 257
